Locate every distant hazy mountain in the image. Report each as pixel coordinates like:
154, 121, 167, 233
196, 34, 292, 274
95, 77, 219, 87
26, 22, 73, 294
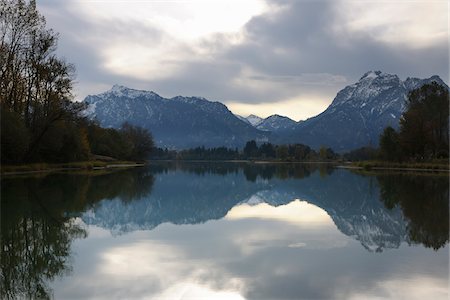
286, 71, 448, 152
257, 114, 297, 132
235, 114, 297, 134
84, 85, 269, 149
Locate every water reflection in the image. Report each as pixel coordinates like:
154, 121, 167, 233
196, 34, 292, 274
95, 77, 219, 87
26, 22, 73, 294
1, 176, 87, 299
376, 173, 449, 250
80, 163, 448, 252
0, 169, 155, 299
1, 163, 448, 299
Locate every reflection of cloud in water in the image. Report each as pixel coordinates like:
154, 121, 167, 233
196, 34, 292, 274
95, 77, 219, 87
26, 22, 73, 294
153, 283, 245, 300
225, 200, 332, 226
348, 276, 449, 300
58, 223, 249, 299
54, 207, 448, 300
99, 242, 246, 299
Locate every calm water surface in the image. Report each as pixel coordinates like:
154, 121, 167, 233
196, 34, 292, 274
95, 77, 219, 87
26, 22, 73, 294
1, 162, 448, 299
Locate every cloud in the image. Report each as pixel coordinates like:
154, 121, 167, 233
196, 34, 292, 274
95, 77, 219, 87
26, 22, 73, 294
37, 0, 448, 119
226, 0, 448, 79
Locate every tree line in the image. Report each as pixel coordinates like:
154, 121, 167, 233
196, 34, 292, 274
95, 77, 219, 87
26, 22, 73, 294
0, 0, 153, 164
150, 142, 338, 161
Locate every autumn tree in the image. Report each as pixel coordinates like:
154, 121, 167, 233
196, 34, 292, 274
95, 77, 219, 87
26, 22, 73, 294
0, 0, 88, 163
120, 122, 154, 161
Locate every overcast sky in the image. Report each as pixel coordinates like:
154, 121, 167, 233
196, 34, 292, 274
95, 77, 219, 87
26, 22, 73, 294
38, 0, 448, 121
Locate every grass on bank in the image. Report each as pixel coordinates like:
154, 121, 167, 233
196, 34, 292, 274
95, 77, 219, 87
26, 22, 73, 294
1, 160, 144, 175
351, 160, 450, 171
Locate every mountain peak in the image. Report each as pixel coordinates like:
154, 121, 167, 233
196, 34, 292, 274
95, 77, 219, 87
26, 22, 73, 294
267, 114, 289, 119
248, 114, 261, 118
256, 114, 297, 132
103, 85, 160, 99
110, 84, 127, 91
246, 114, 264, 126
360, 70, 383, 80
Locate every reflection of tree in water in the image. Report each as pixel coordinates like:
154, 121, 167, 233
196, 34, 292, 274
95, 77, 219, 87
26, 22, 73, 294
0, 169, 155, 299
86, 168, 155, 204
377, 173, 449, 250
149, 161, 241, 177
1, 177, 88, 299
148, 161, 333, 182
243, 163, 331, 182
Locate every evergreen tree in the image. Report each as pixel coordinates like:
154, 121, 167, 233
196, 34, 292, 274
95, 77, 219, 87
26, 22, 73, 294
379, 126, 401, 161
400, 82, 449, 160
243, 140, 258, 158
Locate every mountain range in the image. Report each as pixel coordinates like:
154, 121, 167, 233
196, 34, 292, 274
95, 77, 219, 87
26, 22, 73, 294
84, 71, 447, 151
84, 85, 269, 149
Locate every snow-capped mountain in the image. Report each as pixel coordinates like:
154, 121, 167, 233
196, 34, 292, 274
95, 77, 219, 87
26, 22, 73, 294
256, 114, 297, 132
288, 71, 447, 152
84, 85, 269, 149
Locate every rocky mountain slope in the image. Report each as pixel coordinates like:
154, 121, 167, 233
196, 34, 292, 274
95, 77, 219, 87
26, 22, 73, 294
286, 71, 447, 151
84, 85, 269, 149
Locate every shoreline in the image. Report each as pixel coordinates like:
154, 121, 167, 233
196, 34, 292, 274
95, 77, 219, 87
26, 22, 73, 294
2, 159, 448, 176
151, 159, 449, 173
1, 161, 145, 176
336, 165, 449, 173
149, 159, 338, 164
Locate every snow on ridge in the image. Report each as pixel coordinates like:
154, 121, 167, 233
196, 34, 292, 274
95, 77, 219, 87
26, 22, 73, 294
82, 101, 97, 117
361, 70, 381, 80
99, 84, 159, 100
235, 114, 251, 124
246, 114, 264, 126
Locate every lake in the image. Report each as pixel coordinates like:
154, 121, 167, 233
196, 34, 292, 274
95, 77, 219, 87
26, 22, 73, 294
1, 162, 448, 299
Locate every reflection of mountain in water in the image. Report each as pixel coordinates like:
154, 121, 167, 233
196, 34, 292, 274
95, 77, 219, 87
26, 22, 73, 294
81, 164, 414, 252
246, 172, 408, 252
83, 170, 270, 234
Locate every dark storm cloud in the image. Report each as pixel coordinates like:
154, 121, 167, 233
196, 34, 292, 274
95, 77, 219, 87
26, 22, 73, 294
225, 0, 448, 84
